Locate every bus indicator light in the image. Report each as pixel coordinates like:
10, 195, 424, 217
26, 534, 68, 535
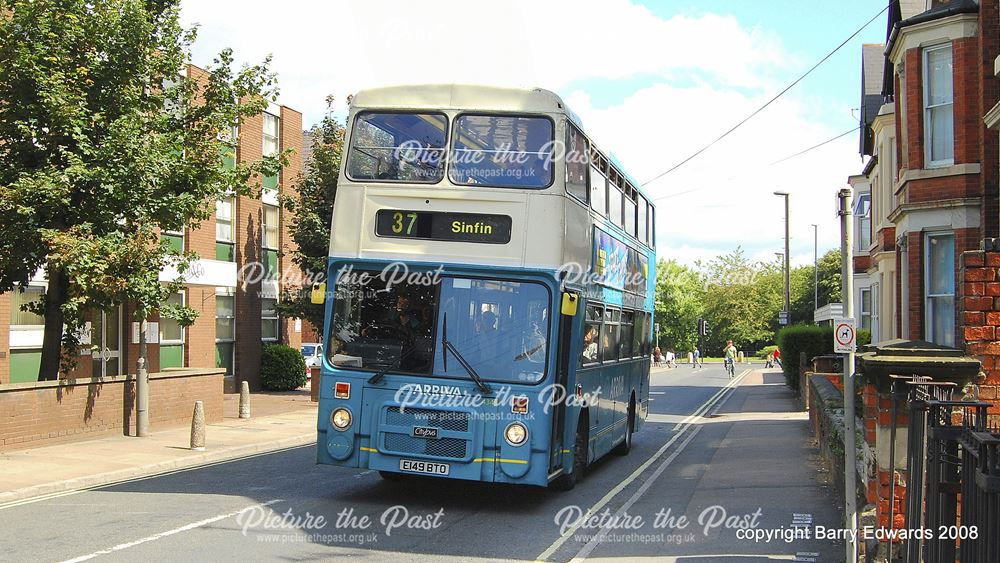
512, 396, 529, 414
335, 382, 350, 399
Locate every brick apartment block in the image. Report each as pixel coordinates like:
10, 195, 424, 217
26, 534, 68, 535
0, 63, 309, 390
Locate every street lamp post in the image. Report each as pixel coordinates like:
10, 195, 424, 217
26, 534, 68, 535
774, 191, 790, 323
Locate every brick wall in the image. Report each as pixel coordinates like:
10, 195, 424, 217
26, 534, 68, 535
904, 48, 924, 170
0, 369, 223, 451
186, 287, 216, 369
236, 110, 264, 389
959, 250, 1000, 423
280, 106, 304, 352
981, 0, 1000, 238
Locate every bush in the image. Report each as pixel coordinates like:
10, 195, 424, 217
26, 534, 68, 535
261, 343, 307, 391
774, 325, 873, 391
756, 345, 778, 359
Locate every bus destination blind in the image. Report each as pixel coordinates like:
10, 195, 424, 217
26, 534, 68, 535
375, 210, 512, 244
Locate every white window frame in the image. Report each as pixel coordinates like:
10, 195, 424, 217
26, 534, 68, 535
261, 297, 279, 342
215, 290, 235, 343
262, 204, 279, 250
859, 287, 872, 331
923, 231, 955, 347
10, 285, 46, 328
923, 43, 954, 168
263, 113, 280, 158
216, 197, 235, 243
159, 291, 186, 346
855, 193, 872, 251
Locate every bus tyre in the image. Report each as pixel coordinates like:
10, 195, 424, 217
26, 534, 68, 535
552, 415, 588, 491
614, 400, 635, 456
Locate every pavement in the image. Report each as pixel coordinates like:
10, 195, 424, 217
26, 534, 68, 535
0, 366, 844, 562
0, 389, 318, 506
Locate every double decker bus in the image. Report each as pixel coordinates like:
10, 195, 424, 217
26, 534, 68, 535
316, 85, 656, 489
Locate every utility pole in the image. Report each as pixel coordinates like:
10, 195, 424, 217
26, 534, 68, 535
812, 223, 819, 311
774, 191, 790, 320
838, 188, 857, 563
137, 317, 149, 437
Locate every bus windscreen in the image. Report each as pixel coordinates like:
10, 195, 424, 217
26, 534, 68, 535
328, 273, 549, 384
449, 115, 553, 188
347, 112, 447, 183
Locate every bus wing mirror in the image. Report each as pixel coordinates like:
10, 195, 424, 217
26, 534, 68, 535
561, 292, 578, 316
311, 283, 327, 305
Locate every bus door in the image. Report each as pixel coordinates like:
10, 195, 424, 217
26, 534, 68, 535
549, 291, 578, 473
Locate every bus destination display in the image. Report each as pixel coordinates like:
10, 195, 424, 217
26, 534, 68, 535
375, 210, 512, 244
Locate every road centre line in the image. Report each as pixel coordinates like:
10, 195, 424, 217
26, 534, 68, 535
535, 369, 751, 562
60, 499, 283, 563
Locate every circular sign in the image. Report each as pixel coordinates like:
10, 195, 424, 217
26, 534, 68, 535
835, 323, 855, 347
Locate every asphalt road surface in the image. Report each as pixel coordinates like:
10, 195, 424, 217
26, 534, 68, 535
0, 363, 844, 562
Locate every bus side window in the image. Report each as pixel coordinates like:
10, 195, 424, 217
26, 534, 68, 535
631, 312, 643, 357
566, 125, 588, 203
580, 305, 602, 366
621, 311, 634, 358
602, 308, 620, 362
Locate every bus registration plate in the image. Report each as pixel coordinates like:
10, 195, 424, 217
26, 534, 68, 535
399, 459, 450, 475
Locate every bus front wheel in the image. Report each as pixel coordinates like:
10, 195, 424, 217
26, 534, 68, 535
552, 414, 588, 491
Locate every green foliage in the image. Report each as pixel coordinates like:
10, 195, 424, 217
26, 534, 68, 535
756, 345, 778, 359
776, 325, 832, 390
774, 325, 873, 390
0, 0, 284, 377
278, 97, 344, 333
653, 259, 704, 352
260, 343, 308, 391
816, 249, 842, 306
699, 247, 782, 354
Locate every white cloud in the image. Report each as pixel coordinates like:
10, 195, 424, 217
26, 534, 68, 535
180, 0, 859, 266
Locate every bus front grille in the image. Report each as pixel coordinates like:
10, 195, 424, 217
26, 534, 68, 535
383, 432, 468, 459
385, 406, 470, 432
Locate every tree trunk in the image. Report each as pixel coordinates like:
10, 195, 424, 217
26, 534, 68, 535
37, 268, 67, 381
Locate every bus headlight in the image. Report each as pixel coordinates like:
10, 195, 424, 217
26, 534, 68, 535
504, 422, 528, 446
331, 408, 352, 431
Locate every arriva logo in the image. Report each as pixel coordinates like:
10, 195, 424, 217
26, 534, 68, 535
416, 384, 462, 396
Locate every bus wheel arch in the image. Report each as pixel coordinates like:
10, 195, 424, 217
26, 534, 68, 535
551, 409, 588, 491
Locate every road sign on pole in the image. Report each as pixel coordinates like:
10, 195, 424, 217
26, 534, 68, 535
833, 318, 856, 353
778, 311, 788, 325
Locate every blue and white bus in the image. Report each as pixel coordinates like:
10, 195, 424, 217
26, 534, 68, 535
316, 85, 656, 489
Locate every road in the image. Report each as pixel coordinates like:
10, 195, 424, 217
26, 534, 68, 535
0, 364, 843, 562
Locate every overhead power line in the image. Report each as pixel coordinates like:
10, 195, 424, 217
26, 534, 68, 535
641, 4, 888, 187
769, 126, 859, 166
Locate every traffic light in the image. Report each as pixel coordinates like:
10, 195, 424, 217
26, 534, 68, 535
696, 318, 704, 335
702, 320, 710, 336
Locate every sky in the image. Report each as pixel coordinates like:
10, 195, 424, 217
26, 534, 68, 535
180, 0, 888, 269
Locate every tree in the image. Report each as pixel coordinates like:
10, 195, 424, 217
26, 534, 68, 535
816, 248, 842, 307
699, 248, 782, 353
278, 96, 344, 333
653, 259, 704, 353
0, 0, 282, 379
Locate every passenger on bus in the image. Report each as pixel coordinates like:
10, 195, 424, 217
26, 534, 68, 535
581, 325, 598, 363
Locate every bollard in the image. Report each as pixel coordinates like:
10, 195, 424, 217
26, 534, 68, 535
239, 380, 251, 419
190, 400, 206, 451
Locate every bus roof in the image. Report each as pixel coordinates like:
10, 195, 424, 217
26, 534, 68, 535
349, 84, 654, 205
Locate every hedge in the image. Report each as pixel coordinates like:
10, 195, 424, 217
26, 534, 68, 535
261, 343, 308, 391
775, 325, 871, 391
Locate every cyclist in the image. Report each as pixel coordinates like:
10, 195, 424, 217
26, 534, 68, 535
723, 339, 737, 378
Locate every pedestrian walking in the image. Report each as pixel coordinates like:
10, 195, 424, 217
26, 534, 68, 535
692, 347, 701, 368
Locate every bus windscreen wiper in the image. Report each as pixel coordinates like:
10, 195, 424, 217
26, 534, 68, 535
441, 313, 492, 395
368, 343, 416, 384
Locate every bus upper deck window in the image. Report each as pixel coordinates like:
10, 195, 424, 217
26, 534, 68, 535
347, 112, 447, 183
450, 115, 553, 189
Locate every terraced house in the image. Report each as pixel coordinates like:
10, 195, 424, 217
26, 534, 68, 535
854, 0, 998, 358
0, 63, 309, 391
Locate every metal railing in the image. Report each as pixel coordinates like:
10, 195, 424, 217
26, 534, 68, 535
899, 376, 999, 562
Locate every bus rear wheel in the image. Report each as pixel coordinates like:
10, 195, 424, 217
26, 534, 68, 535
552, 415, 588, 491
614, 400, 635, 456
